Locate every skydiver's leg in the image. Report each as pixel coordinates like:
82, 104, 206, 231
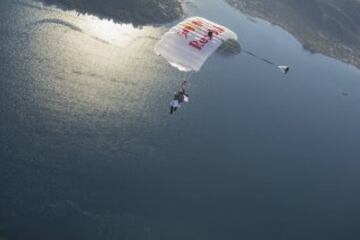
170, 106, 178, 114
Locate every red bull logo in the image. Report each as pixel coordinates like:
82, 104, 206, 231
178, 20, 203, 38
178, 19, 225, 50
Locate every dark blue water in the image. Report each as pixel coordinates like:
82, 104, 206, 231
1, 0, 360, 239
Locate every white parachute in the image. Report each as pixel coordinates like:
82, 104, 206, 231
155, 17, 238, 72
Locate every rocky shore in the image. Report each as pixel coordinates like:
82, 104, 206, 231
226, 0, 360, 69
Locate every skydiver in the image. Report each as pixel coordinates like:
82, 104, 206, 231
208, 30, 213, 40
170, 81, 189, 114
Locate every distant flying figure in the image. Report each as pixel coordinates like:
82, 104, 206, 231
208, 30, 213, 40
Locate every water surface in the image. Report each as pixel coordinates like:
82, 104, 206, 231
1, 0, 360, 239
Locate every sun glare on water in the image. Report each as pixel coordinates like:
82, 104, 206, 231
25, 2, 165, 116
73, 15, 144, 47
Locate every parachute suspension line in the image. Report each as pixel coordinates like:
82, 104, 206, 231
243, 49, 290, 74
183, 71, 188, 82
243, 49, 276, 65
182, 71, 194, 84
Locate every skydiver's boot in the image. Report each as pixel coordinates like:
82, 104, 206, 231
170, 106, 178, 114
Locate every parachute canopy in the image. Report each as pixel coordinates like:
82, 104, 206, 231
155, 17, 238, 72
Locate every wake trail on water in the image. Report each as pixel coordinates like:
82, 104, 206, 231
16, 0, 161, 48
27, 18, 116, 46
33, 18, 83, 32
14, 1, 113, 45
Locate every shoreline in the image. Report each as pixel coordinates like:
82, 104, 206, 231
36, 0, 183, 25
226, 0, 360, 69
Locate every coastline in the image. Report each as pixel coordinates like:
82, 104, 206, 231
36, 0, 183, 25
225, 0, 360, 69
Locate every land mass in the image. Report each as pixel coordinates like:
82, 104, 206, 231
37, 0, 183, 25
226, 0, 360, 69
